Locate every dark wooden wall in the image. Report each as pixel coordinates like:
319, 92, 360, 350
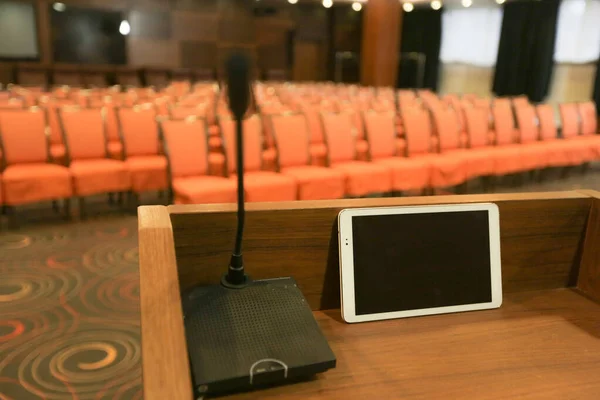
0, 0, 370, 86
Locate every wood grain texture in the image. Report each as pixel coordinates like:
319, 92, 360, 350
129, 9, 172, 40
172, 11, 219, 41
127, 38, 180, 68
223, 289, 600, 400
360, 0, 401, 86
138, 206, 193, 400
180, 41, 218, 69
169, 191, 591, 311
140, 192, 600, 399
577, 190, 600, 303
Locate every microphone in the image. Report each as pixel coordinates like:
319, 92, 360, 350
181, 51, 335, 398
223, 51, 251, 288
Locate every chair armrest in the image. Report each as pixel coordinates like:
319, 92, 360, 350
396, 138, 407, 156
262, 148, 277, 172
208, 153, 226, 177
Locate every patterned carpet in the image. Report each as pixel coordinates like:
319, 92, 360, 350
0, 215, 141, 399
0, 165, 599, 399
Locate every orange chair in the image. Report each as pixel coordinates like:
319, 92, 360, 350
362, 111, 430, 192
161, 118, 236, 204
219, 115, 297, 202
0, 108, 72, 211
104, 103, 124, 159
59, 107, 131, 215
320, 112, 392, 196
42, 99, 77, 164
535, 104, 574, 167
117, 105, 168, 196
490, 100, 525, 175
577, 101, 600, 158
427, 106, 471, 186
400, 107, 464, 189
300, 106, 328, 167
0, 98, 24, 109
269, 113, 345, 200
513, 104, 551, 171
559, 103, 596, 164
461, 106, 498, 178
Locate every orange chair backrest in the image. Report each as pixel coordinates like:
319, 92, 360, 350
512, 96, 529, 108
0, 98, 24, 109
170, 104, 208, 120
161, 118, 209, 178
320, 112, 357, 163
536, 104, 557, 141
42, 99, 76, 145
301, 107, 325, 144
559, 103, 580, 139
269, 113, 311, 168
401, 107, 431, 156
514, 105, 539, 144
363, 111, 396, 159
60, 107, 107, 161
0, 108, 48, 165
431, 107, 461, 151
103, 104, 120, 142
220, 115, 263, 174
117, 105, 160, 157
578, 101, 597, 136
492, 101, 516, 146
464, 106, 490, 148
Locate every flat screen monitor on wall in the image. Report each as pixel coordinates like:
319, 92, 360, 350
51, 4, 127, 65
0, 0, 40, 60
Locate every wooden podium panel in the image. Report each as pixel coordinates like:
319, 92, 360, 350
139, 191, 600, 400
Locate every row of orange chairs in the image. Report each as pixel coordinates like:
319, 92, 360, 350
0, 96, 599, 219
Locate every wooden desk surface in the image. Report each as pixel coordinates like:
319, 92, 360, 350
227, 289, 600, 400
139, 191, 600, 400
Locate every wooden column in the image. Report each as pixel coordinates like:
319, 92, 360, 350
360, 0, 402, 87
36, 0, 52, 65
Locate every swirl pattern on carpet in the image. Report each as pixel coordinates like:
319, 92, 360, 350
0, 216, 141, 399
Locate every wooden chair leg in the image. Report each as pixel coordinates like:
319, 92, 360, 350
108, 192, 115, 204
52, 200, 60, 214
117, 192, 124, 205
5, 206, 18, 230
78, 197, 87, 219
582, 162, 590, 174
130, 192, 140, 212
64, 198, 72, 220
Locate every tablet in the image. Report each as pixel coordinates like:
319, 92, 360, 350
338, 203, 502, 323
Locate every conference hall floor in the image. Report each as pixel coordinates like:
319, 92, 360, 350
1, 165, 599, 399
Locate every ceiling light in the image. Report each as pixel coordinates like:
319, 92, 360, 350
461, 0, 472, 7
119, 20, 131, 36
403, 2, 414, 12
431, 0, 442, 10
52, 2, 66, 12
352, 2, 362, 11
323, 0, 333, 8
496, 0, 505, 4
288, 0, 298, 4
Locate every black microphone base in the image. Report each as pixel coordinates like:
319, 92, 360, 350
182, 277, 336, 397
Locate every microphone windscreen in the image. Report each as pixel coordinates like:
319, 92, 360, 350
225, 52, 251, 120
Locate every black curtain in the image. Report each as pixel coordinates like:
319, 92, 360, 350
492, 0, 560, 102
398, 8, 442, 90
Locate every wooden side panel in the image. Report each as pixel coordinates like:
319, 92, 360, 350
169, 192, 591, 311
577, 190, 600, 303
361, 0, 401, 86
138, 206, 193, 400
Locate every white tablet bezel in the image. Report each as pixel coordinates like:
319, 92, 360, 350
338, 203, 502, 324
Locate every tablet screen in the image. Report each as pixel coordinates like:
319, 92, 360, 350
351, 210, 492, 316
